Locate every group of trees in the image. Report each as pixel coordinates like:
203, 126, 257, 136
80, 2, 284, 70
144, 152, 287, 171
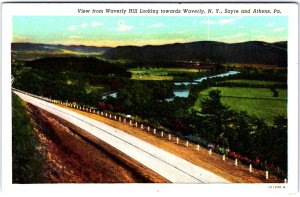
197, 90, 287, 176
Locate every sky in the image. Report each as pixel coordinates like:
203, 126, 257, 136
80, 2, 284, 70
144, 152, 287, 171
13, 16, 288, 47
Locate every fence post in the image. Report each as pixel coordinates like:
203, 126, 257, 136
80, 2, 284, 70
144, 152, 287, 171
186, 141, 189, 147
141, 124, 143, 129
222, 155, 226, 161
161, 131, 164, 137
168, 134, 171, 140
284, 178, 287, 183
109, 114, 112, 119
153, 128, 156, 134
147, 126, 150, 132
114, 115, 117, 120
101, 112, 103, 116
97, 111, 99, 115
235, 159, 238, 166
249, 164, 252, 173
176, 137, 179, 144
124, 118, 126, 123
129, 120, 132, 125
209, 149, 212, 155
119, 117, 121, 122
265, 171, 269, 180
135, 122, 138, 127
196, 144, 200, 151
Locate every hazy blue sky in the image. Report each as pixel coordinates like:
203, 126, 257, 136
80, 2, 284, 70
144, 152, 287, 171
13, 16, 288, 47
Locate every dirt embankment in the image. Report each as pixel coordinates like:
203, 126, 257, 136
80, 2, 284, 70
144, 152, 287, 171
27, 104, 168, 183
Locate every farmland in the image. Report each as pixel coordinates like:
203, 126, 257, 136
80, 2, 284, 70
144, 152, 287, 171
130, 67, 200, 81
192, 86, 287, 124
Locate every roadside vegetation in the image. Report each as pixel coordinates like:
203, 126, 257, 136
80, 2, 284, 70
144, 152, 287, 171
12, 94, 44, 183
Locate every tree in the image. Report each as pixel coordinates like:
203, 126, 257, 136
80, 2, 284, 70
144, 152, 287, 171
201, 90, 228, 115
200, 90, 230, 145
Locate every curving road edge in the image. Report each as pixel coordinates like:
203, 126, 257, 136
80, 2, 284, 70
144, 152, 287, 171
14, 90, 230, 184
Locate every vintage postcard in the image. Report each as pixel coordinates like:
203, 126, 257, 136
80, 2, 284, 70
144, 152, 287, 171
1, 1, 298, 196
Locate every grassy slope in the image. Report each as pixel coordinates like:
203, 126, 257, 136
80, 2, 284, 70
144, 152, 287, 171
192, 87, 287, 124
12, 94, 44, 183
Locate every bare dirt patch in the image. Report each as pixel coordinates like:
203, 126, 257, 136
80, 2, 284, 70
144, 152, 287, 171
27, 104, 168, 183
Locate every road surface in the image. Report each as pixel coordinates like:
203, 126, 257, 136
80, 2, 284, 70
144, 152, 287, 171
14, 90, 230, 183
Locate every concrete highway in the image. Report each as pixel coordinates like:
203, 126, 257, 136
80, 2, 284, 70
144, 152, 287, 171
14, 90, 230, 183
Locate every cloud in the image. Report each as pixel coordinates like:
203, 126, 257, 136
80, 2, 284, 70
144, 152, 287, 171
92, 21, 102, 27
147, 23, 164, 28
267, 22, 276, 27
219, 18, 238, 25
69, 35, 82, 39
13, 36, 30, 42
199, 17, 240, 25
221, 33, 246, 40
46, 18, 55, 23
67, 25, 77, 31
274, 27, 285, 32
200, 19, 216, 25
117, 20, 133, 31
235, 33, 246, 37
81, 23, 88, 28
255, 35, 269, 39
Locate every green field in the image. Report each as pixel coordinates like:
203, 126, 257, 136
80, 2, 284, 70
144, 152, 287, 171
224, 79, 284, 85
130, 68, 199, 81
192, 87, 287, 124
84, 83, 106, 94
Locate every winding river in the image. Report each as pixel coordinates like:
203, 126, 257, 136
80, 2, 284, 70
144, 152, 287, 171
172, 71, 240, 99
104, 71, 240, 100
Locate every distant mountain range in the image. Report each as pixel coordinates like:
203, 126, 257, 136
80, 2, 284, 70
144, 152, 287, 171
103, 41, 287, 67
12, 43, 111, 54
12, 41, 287, 67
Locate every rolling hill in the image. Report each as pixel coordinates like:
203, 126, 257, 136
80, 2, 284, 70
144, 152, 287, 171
103, 41, 287, 67
12, 43, 111, 54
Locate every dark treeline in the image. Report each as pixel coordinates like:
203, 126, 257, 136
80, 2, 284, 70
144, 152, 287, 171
26, 57, 131, 78
226, 70, 287, 82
